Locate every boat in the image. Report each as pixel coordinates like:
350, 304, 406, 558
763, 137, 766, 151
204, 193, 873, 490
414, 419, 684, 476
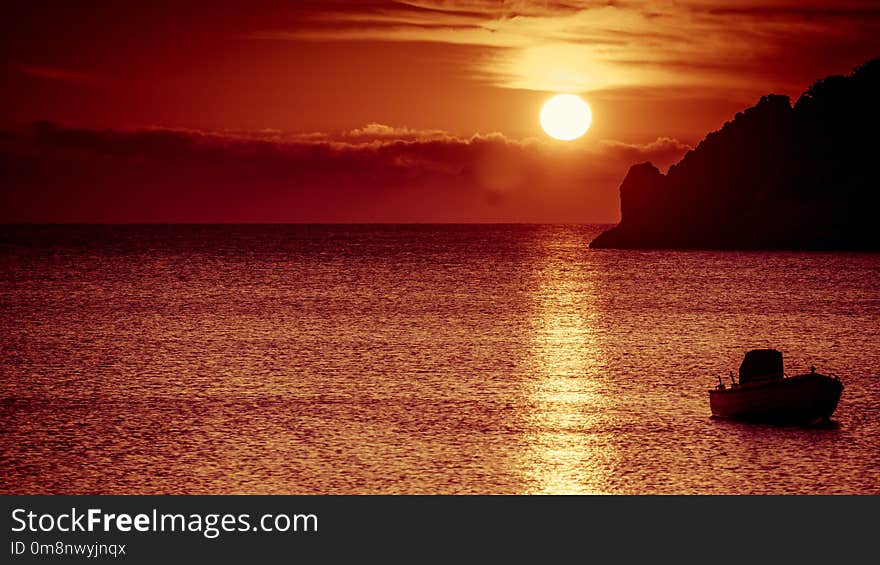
709, 349, 843, 424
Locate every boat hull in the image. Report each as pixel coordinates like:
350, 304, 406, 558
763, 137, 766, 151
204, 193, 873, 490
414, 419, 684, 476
709, 373, 843, 424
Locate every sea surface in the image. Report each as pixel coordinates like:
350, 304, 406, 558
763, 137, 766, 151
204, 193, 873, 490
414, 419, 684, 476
1, 225, 878, 494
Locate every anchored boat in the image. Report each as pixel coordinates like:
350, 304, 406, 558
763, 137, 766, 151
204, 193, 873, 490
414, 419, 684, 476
709, 349, 843, 424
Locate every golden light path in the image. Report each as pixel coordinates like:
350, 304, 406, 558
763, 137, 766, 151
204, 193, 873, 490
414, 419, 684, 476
523, 227, 613, 494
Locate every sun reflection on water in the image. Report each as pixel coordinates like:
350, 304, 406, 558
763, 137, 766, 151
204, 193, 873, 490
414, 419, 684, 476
522, 228, 614, 494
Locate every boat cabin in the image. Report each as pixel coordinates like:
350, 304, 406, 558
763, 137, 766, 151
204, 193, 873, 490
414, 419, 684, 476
738, 349, 784, 385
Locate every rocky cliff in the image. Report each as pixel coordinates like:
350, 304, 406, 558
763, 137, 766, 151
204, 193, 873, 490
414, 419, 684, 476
591, 58, 880, 249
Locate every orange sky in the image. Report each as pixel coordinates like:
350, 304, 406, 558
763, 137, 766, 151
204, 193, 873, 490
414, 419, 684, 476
2, 1, 880, 222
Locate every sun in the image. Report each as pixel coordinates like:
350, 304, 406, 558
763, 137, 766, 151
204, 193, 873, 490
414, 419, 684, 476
540, 94, 592, 141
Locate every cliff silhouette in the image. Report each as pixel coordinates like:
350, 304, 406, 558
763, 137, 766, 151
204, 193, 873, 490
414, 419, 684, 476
591, 58, 880, 249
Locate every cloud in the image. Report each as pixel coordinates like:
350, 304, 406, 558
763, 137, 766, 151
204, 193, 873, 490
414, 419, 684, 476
600, 137, 692, 170
12, 64, 110, 86
0, 122, 689, 222
344, 123, 453, 142
249, 1, 880, 93
704, 3, 880, 20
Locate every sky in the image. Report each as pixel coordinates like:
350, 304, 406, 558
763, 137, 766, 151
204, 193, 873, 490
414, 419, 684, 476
2, 0, 880, 222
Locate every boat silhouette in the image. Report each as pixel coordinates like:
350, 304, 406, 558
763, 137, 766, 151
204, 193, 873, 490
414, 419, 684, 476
709, 349, 843, 425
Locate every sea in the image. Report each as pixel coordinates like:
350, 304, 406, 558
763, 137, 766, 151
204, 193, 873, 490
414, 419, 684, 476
1, 224, 878, 494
